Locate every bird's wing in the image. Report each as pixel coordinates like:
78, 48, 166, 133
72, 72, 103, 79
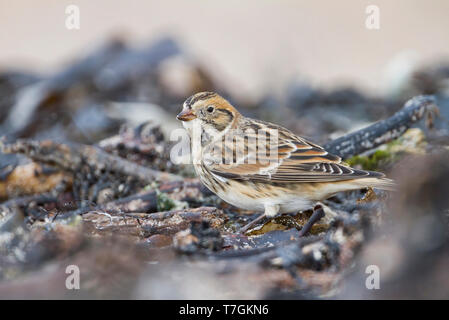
206, 123, 383, 183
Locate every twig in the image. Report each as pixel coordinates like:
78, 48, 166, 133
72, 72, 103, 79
297, 205, 325, 237
0, 139, 182, 183
0, 193, 57, 217
324, 95, 438, 159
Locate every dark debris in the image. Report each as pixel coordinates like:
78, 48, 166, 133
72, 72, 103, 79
0, 37, 448, 299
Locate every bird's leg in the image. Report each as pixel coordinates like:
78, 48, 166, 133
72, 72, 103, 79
297, 204, 325, 237
239, 204, 279, 234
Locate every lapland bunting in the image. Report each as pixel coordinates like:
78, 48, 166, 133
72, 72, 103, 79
177, 92, 393, 232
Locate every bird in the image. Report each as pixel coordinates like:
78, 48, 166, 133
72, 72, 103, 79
177, 92, 394, 233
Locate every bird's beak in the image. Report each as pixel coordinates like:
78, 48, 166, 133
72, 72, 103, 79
177, 109, 196, 121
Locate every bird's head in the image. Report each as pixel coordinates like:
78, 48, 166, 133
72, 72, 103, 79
177, 92, 239, 134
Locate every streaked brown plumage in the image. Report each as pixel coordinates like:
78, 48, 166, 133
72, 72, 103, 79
177, 92, 394, 231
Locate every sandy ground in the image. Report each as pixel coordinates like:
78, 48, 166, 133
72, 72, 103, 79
1, 0, 449, 99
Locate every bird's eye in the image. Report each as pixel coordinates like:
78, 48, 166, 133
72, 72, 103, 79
206, 106, 215, 113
